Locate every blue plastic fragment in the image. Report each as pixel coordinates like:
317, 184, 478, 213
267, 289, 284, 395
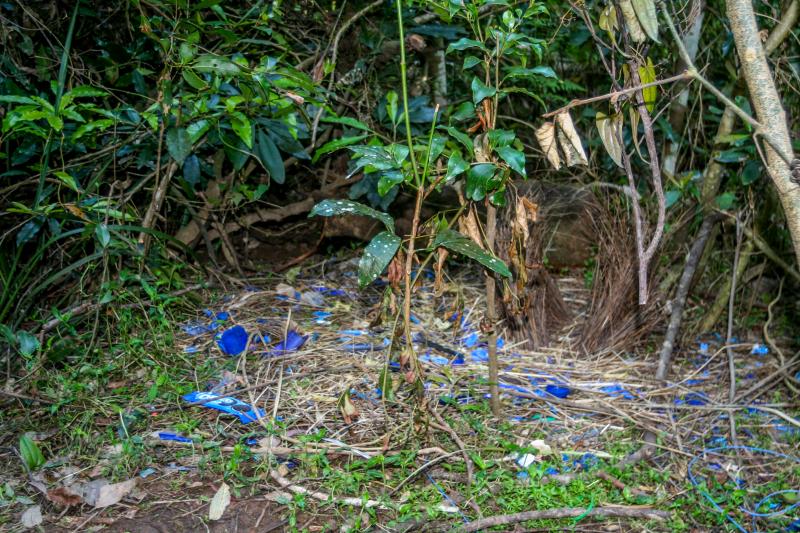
419, 352, 450, 365
139, 467, 157, 478
270, 330, 307, 354
216, 325, 249, 355
182, 322, 212, 336
340, 329, 366, 336
680, 392, 709, 406
699, 342, 709, 354
599, 384, 634, 400
751, 343, 769, 355
183, 391, 266, 424
545, 384, 571, 398
462, 332, 479, 347
184, 345, 199, 354
158, 432, 193, 443
544, 467, 559, 475
341, 342, 382, 352
470, 347, 488, 362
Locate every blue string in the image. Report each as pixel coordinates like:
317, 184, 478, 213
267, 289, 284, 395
743, 490, 800, 518
425, 472, 470, 523
687, 445, 800, 533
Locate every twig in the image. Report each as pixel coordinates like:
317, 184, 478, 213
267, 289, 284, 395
430, 409, 475, 494
541, 72, 691, 118
390, 450, 464, 496
656, 215, 720, 380
726, 217, 744, 444
762, 278, 800, 394
455, 506, 670, 532
269, 469, 387, 509
718, 212, 800, 283
595, 470, 650, 498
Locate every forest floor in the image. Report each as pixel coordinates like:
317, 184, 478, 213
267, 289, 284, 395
1, 254, 799, 532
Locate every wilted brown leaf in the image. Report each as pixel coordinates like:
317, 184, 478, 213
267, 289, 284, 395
619, 0, 646, 42
596, 112, 624, 168
47, 486, 83, 507
555, 112, 588, 166
458, 208, 485, 249
534, 122, 561, 169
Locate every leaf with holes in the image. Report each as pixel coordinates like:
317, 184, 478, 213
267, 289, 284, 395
433, 229, 511, 278
358, 231, 401, 288
309, 199, 395, 233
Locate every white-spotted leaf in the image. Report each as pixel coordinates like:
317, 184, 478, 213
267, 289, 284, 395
358, 231, 401, 288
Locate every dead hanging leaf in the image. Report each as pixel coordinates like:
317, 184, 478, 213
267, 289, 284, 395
405, 33, 427, 52
638, 57, 657, 113
338, 388, 359, 424
522, 197, 539, 223
513, 197, 530, 243
535, 122, 561, 169
618, 0, 646, 42
311, 60, 325, 83
596, 112, 624, 168
631, 0, 660, 43
434, 247, 449, 295
387, 250, 405, 289
555, 112, 588, 166
284, 91, 305, 105
208, 482, 231, 521
458, 208, 485, 249
598, 4, 619, 43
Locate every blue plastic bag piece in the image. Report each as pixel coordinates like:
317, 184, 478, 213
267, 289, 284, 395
389, 361, 401, 371
684, 378, 705, 386
789, 519, 800, 532
546, 384, 571, 398
452, 353, 465, 365
699, 342, 709, 354
341, 342, 381, 352
462, 332, 480, 347
751, 343, 769, 355
217, 325, 249, 356
271, 330, 307, 354
183, 391, 265, 424
684, 392, 708, 406
158, 432, 193, 443
139, 467, 157, 478
599, 384, 634, 400
496, 337, 505, 349
184, 345, 199, 354
544, 467, 559, 475
499, 383, 538, 396
410, 314, 421, 324
470, 347, 489, 362
215, 311, 230, 321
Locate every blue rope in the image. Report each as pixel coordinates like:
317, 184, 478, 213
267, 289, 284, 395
687, 445, 800, 533
425, 472, 470, 523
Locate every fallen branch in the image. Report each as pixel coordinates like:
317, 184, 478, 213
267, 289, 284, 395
656, 215, 720, 380
455, 505, 670, 532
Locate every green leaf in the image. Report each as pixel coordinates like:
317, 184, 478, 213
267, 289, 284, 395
378, 366, 394, 400
256, 129, 285, 184
638, 57, 657, 113
0, 95, 36, 105
488, 129, 515, 148
463, 55, 482, 69
451, 101, 475, 122
72, 119, 114, 141
496, 146, 526, 177
322, 116, 372, 132
377, 171, 404, 196
166, 127, 192, 166
313, 135, 369, 163
358, 231, 401, 288
504, 65, 557, 79
446, 38, 487, 54
631, 0, 659, 42
54, 171, 80, 192
715, 149, 747, 164
387, 91, 399, 126
715, 192, 736, 210
445, 152, 469, 182
309, 199, 395, 233
444, 126, 474, 157
664, 190, 681, 209
230, 111, 253, 149
465, 163, 498, 201
187, 119, 212, 143
182, 69, 208, 90
433, 228, 511, 277
19, 435, 46, 471
193, 54, 242, 76
95, 223, 111, 248
16, 331, 40, 357
471, 77, 497, 104
741, 160, 760, 185
65, 86, 108, 99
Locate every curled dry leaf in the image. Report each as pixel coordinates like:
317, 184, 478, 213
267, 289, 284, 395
534, 122, 561, 169
596, 112, 624, 168
458, 208, 485, 249
555, 112, 588, 166
208, 482, 231, 521
513, 197, 531, 243
386, 250, 405, 289
618, 0, 646, 42
338, 389, 359, 424
434, 247, 449, 295
47, 486, 84, 507
631, 0, 660, 43
473, 133, 491, 163
405, 33, 427, 52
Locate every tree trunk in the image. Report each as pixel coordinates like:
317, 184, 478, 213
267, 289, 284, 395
726, 0, 799, 265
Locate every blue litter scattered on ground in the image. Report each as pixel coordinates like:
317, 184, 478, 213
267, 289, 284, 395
545, 384, 571, 398
184, 345, 199, 354
139, 467, 157, 478
158, 432, 193, 443
216, 324, 249, 355
419, 352, 450, 365
270, 330, 307, 354
183, 391, 266, 424
598, 384, 635, 400
470, 347, 488, 363
751, 343, 769, 355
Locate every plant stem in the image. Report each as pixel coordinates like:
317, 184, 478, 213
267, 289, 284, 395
395, 0, 420, 186
485, 202, 500, 416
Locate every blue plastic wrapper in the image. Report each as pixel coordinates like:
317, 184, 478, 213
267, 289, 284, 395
470, 347, 488, 362
546, 384, 571, 398
158, 432, 193, 443
462, 332, 480, 347
216, 325, 249, 355
184, 345, 199, 354
183, 391, 266, 424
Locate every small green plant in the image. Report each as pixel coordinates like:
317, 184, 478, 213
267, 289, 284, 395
18, 435, 46, 472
